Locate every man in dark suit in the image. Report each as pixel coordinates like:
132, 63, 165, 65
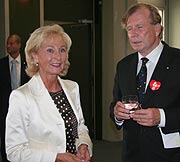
0, 34, 29, 162
110, 3, 180, 162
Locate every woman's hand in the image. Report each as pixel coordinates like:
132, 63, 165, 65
76, 144, 91, 162
56, 152, 81, 162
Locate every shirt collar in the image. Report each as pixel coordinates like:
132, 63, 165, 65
9, 54, 21, 63
138, 42, 164, 64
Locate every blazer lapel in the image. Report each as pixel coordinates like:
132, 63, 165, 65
59, 78, 79, 121
2, 56, 11, 87
126, 53, 139, 94
20, 56, 29, 85
143, 43, 173, 104
29, 74, 63, 123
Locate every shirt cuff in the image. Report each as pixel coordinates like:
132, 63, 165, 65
158, 108, 166, 127
114, 117, 124, 126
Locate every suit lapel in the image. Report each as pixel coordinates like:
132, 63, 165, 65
143, 43, 172, 104
126, 53, 139, 94
20, 56, 29, 85
1, 56, 11, 89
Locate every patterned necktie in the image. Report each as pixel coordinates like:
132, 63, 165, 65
11, 59, 18, 90
137, 57, 149, 103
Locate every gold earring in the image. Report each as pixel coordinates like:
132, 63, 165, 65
34, 62, 38, 66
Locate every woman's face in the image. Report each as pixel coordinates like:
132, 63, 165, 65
34, 35, 68, 78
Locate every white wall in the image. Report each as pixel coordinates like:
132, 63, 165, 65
102, 0, 135, 141
137, 0, 165, 7
168, 0, 180, 48
102, 0, 126, 141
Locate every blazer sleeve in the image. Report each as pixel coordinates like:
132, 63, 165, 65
6, 90, 57, 162
109, 62, 123, 129
73, 83, 93, 156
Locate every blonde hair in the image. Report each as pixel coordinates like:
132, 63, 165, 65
25, 24, 72, 77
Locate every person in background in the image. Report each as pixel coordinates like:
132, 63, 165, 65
0, 34, 30, 162
110, 3, 180, 162
5, 24, 92, 162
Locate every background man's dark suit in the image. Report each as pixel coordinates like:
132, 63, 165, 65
0, 55, 29, 162
110, 42, 180, 162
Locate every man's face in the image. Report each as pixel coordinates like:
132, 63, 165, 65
126, 7, 161, 56
6, 36, 21, 57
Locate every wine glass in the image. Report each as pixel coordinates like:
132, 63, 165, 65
121, 95, 139, 113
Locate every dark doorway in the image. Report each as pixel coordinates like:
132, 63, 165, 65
44, 0, 102, 139
61, 23, 94, 138
6, 0, 102, 140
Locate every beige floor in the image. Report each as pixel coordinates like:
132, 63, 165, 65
0, 140, 122, 162
91, 140, 122, 162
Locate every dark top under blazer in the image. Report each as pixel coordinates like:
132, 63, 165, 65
110, 42, 180, 162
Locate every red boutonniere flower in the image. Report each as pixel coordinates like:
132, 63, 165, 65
150, 80, 161, 91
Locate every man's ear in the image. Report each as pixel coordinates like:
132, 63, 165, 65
155, 23, 162, 37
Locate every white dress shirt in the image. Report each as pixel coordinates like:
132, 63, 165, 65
9, 54, 21, 87
116, 42, 166, 127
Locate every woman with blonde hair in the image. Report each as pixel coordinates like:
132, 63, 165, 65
6, 24, 92, 162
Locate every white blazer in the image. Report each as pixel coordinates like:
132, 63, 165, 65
6, 74, 92, 162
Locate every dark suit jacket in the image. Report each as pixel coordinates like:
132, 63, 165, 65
0, 54, 30, 161
110, 42, 180, 162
